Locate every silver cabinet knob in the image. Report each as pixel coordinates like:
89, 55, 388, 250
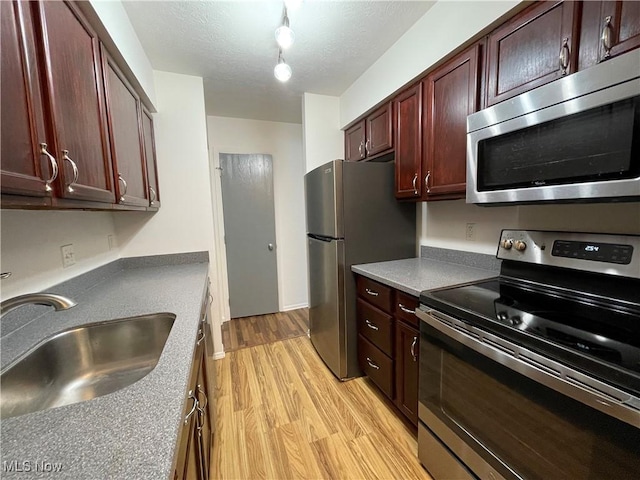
268, 243, 274, 251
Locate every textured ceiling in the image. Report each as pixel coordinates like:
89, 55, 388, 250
122, 1, 435, 123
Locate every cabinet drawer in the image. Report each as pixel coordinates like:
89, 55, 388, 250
395, 291, 419, 328
358, 335, 394, 399
356, 276, 393, 313
357, 299, 394, 356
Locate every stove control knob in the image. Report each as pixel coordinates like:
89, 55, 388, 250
501, 239, 513, 250
514, 240, 527, 251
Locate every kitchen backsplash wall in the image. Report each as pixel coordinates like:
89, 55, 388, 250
0, 210, 120, 300
420, 201, 640, 254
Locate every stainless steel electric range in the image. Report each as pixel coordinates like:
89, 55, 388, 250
416, 230, 640, 480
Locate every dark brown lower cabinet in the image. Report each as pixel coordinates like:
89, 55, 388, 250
356, 275, 420, 427
174, 291, 214, 480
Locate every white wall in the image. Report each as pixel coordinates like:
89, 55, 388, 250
302, 93, 344, 173
88, 0, 156, 107
421, 201, 640, 254
206, 116, 308, 316
0, 211, 119, 300
114, 71, 221, 356
340, 1, 520, 127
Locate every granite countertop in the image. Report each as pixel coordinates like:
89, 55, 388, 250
352, 256, 498, 297
0, 257, 209, 479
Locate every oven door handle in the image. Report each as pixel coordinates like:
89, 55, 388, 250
417, 308, 640, 428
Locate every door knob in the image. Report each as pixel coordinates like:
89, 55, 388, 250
268, 243, 274, 251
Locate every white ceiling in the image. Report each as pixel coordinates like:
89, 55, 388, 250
122, 1, 435, 124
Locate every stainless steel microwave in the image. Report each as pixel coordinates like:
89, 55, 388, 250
466, 50, 640, 205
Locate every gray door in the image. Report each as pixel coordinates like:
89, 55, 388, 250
219, 153, 278, 318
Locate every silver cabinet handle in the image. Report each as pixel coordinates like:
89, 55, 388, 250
365, 319, 379, 331
365, 139, 370, 155
40, 143, 58, 192
196, 327, 206, 346
412, 173, 418, 195
62, 150, 78, 193
410, 336, 418, 362
0, 272, 12, 279
149, 186, 157, 205
268, 243, 274, 251
184, 390, 198, 424
399, 303, 414, 315
365, 357, 380, 370
117, 173, 127, 202
425, 171, 431, 193
559, 38, 570, 75
365, 288, 379, 297
601, 16, 613, 60
196, 384, 208, 411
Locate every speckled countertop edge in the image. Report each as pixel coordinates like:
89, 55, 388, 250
0, 257, 209, 480
352, 250, 500, 297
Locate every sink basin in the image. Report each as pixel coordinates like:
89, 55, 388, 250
1, 313, 175, 419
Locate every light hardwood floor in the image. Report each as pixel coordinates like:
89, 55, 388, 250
221, 309, 309, 352
211, 335, 432, 480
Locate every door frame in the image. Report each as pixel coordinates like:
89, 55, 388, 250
208, 146, 283, 325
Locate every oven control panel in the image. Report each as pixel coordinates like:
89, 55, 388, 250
496, 230, 640, 278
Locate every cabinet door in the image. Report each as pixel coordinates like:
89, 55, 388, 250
365, 103, 393, 157
196, 346, 212, 480
345, 120, 366, 161
395, 321, 419, 425
486, 1, 578, 106
393, 84, 422, 199
1, 1, 51, 199
423, 44, 481, 199
578, 1, 640, 69
102, 47, 148, 207
36, 1, 115, 203
142, 107, 161, 208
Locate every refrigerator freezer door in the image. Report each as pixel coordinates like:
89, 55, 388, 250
308, 235, 346, 379
305, 160, 343, 238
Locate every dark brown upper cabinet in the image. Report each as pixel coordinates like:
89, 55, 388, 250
423, 43, 482, 200
578, 1, 640, 70
486, 1, 579, 107
345, 120, 366, 162
101, 46, 148, 208
345, 103, 393, 161
393, 84, 422, 200
1, 0, 52, 203
365, 102, 393, 157
142, 107, 161, 209
36, 0, 115, 204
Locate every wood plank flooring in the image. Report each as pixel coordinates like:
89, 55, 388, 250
211, 335, 432, 480
221, 309, 309, 352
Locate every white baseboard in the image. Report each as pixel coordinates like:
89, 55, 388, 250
282, 302, 309, 312
213, 351, 226, 360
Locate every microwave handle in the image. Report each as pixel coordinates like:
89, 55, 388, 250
417, 307, 640, 428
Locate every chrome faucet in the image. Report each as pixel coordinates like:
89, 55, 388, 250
0, 293, 77, 318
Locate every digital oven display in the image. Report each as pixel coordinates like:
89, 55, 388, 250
552, 240, 633, 264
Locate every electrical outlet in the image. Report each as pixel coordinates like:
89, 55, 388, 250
466, 223, 476, 241
108, 235, 116, 250
61, 244, 76, 268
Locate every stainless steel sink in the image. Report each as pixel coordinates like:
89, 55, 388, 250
1, 313, 176, 419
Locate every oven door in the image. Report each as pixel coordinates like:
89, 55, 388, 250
417, 308, 640, 480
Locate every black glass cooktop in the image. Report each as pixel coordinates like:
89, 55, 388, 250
420, 278, 640, 394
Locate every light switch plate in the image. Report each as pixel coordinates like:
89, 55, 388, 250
61, 244, 75, 268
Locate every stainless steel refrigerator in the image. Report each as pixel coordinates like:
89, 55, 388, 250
305, 159, 416, 380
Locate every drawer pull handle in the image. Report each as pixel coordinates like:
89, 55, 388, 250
196, 328, 206, 346
184, 390, 198, 424
398, 303, 414, 315
365, 288, 379, 297
410, 336, 418, 362
366, 357, 380, 370
365, 319, 379, 331
412, 173, 418, 195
